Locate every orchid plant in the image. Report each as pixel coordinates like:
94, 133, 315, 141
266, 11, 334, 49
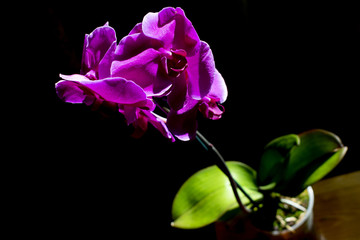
172, 129, 347, 231
55, 7, 347, 234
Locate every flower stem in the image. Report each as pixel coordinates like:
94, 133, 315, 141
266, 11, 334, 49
153, 99, 254, 210
195, 131, 252, 213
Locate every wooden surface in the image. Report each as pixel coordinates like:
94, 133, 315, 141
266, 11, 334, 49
313, 171, 360, 240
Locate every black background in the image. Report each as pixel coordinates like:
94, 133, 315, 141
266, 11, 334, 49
28, 0, 360, 239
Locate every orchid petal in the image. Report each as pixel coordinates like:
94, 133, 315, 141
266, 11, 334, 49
167, 99, 199, 141
111, 48, 172, 96
142, 111, 175, 142
58, 76, 152, 107
129, 22, 143, 35
199, 97, 224, 120
123, 105, 138, 125
187, 41, 215, 100
80, 23, 116, 74
98, 41, 117, 79
167, 74, 187, 111
115, 32, 162, 61
142, 7, 176, 48
56, 80, 92, 105
209, 69, 228, 103
59, 74, 89, 81
172, 7, 200, 56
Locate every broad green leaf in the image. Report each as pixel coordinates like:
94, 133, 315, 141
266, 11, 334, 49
285, 129, 342, 178
302, 146, 347, 187
171, 161, 263, 229
258, 134, 300, 190
277, 129, 347, 196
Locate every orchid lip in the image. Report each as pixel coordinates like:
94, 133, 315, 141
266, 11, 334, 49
165, 49, 188, 78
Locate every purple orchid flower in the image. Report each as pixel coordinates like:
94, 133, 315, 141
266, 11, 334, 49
111, 7, 227, 140
55, 7, 227, 141
55, 23, 175, 141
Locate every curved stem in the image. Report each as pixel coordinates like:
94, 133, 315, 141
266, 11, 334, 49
196, 131, 251, 213
153, 99, 253, 211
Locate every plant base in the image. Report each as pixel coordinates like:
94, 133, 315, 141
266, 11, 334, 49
215, 187, 316, 240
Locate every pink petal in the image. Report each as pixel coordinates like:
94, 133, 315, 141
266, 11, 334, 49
80, 23, 116, 74
141, 7, 200, 55
167, 73, 187, 111
131, 111, 149, 139
111, 48, 172, 97
129, 23, 143, 35
115, 32, 161, 61
172, 7, 200, 56
166, 100, 199, 141
58, 76, 153, 107
123, 105, 138, 125
59, 74, 89, 81
187, 41, 215, 100
56, 80, 92, 104
209, 69, 228, 103
142, 7, 176, 49
98, 41, 117, 79
142, 111, 175, 142
131, 110, 175, 141
158, 7, 177, 27
199, 97, 225, 120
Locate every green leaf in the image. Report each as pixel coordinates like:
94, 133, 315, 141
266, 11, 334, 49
258, 134, 300, 190
278, 129, 347, 196
302, 146, 347, 187
171, 161, 263, 229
